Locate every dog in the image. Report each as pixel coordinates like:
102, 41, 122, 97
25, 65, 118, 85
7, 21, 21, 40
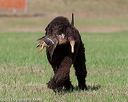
37, 14, 87, 92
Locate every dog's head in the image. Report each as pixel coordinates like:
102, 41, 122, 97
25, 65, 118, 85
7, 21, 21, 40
37, 14, 76, 56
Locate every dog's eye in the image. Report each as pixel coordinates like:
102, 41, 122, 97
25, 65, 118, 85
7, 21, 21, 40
53, 24, 62, 29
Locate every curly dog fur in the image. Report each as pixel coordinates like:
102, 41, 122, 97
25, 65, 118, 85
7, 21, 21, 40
43, 15, 87, 92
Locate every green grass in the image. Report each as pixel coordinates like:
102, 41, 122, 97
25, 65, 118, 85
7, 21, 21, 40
0, 32, 128, 102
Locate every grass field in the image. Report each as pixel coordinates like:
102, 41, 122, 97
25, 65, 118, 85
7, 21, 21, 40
0, 31, 127, 102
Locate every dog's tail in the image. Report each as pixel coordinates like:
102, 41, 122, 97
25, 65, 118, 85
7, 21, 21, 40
71, 13, 74, 26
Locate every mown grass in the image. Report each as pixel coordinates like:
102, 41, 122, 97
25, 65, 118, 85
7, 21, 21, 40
0, 32, 128, 102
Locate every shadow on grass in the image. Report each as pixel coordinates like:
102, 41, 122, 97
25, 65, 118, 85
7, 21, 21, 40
57, 84, 101, 94
73, 84, 101, 92
86, 84, 101, 91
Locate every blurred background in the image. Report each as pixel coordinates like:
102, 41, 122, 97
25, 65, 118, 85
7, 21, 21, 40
0, 0, 128, 32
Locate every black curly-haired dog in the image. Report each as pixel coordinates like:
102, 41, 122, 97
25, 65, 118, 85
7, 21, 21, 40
37, 14, 87, 92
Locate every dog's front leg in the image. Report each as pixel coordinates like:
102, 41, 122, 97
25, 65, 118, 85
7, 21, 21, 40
47, 56, 72, 92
